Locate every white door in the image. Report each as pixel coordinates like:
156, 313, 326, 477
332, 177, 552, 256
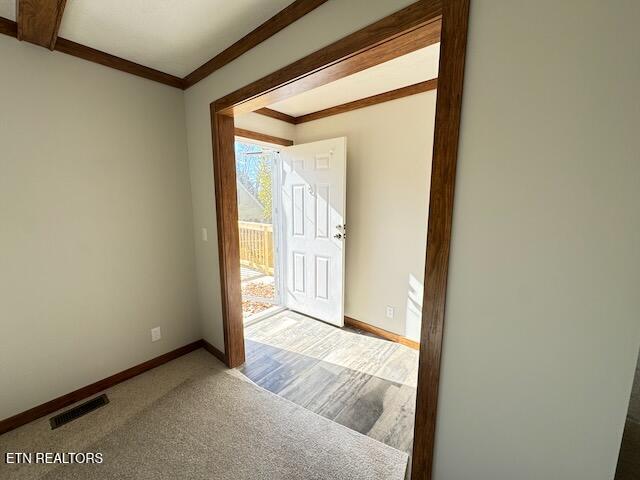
280, 137, 346, 326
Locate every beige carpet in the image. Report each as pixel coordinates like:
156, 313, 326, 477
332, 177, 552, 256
4, 357, 407, 479
1, 350, 219, 480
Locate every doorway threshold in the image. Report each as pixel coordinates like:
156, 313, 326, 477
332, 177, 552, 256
244, 305, 286, 327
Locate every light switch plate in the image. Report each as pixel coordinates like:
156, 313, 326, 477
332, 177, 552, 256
385, 306, 395, 319
151, 327, 162, 342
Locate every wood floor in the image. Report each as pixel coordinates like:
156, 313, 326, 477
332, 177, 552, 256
240, 310, 419, 453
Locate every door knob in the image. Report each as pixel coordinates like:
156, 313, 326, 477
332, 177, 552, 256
334, 233, 342, 239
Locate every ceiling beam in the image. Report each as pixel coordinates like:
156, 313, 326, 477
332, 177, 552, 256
234, 128, 294, 147
54, 38, 185, 89
294, 78, 438, 124
215, 2, 441, 115
2, 1, 433, 94
1, 15, 183, 88
254, 107, 297, 125
16, 0, 67, 50
255, 78, 438, 125
183, 0, 328, 89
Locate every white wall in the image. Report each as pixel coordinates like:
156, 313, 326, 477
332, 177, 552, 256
296, 93, 436, 341
185, 1, 640, 479
0, 37, 199, 419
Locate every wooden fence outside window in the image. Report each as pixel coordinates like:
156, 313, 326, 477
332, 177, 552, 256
238, 221, 274, 275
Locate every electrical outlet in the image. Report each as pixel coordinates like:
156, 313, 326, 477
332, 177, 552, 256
151, 327, 162, 342
385, 305, 395, 319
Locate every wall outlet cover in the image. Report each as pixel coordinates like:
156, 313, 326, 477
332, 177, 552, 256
151, 327, 162, 342
385, 306, 395, 319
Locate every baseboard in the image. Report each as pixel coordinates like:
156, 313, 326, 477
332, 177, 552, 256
344, 316, 420, 350
201, 339, 227, 364
0, 340, 204, 435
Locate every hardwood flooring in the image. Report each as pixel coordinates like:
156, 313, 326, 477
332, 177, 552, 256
241, 310, 419, 453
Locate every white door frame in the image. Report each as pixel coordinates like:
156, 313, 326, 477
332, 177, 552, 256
273, 151, 286, 310
235, 136, 286, 315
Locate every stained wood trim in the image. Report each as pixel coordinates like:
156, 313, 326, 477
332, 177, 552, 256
0, 0, 326, 89
202, 339, 227, 364
0, 0, 325, 90
214, 1, 442, 115
0, 340, 203, 435
295, 78, 438, 124
0, 16, 18, 37
211, 2, 442, 371
210, 2, 469, 477
211, 109, 246, 368
255, 79, 438, 125
227, 23, 440, 115
255, 107, 298, 125
183, 0, 328, 88
17, 0, 67, 50
54, 38, 184, 89
411, 0, 470, 478
0, 17, 183, 89
344, 316, 420, 350
234, 128, 294, 147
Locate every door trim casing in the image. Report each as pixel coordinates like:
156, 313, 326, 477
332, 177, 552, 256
209, 1, 469, 478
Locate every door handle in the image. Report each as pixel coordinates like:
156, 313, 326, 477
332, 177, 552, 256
333, 233, 342, 239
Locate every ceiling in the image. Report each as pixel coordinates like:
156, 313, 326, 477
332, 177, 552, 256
267, 43, 440, 117
0, 0, 292, 77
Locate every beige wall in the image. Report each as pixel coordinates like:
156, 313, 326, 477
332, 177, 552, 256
0, 37, 199, 419
433, 1, 640, 479
295, 93, 435, 341
185, 0, 640, 479
184, 0, 416, 351
235, 111, 297, 142
237, 98, 435, 341
4, 1, 633, 478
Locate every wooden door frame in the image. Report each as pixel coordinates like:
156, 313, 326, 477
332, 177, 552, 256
209, 1, 469, 478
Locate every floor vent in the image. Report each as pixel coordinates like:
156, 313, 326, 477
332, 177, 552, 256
50, 394, 109, 429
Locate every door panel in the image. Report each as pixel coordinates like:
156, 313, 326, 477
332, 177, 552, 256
280, 137, 346, 326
